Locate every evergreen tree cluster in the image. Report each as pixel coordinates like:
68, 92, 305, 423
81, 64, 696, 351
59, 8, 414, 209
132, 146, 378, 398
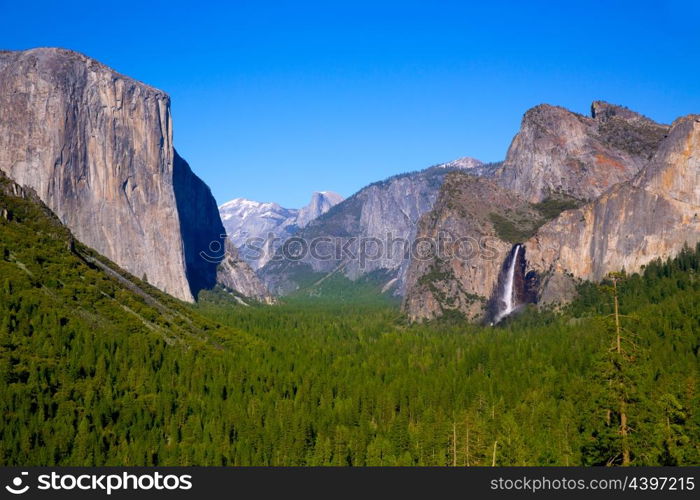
1, 179, 698, 466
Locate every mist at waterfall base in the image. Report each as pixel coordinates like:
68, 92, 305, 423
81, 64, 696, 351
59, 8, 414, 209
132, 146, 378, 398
487, 244, 539, 325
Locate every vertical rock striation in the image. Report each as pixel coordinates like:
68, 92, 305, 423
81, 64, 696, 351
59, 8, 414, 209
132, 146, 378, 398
402, 173, 539, 321
495, 102, 669, 203
525, 115, 700, 297
0, 47, 268, 302
404, 102, 694, 322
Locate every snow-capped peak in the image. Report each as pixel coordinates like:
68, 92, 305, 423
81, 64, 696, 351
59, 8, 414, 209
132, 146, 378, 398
437, 157, 483, 170
218, 191, 344, 270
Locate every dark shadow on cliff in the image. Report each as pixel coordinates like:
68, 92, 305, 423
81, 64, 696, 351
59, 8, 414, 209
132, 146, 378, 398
486, 243, 539, 324
173, 149, 226, 299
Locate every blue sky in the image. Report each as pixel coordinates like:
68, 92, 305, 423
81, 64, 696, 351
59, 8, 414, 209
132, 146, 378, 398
2, 1, 699, 207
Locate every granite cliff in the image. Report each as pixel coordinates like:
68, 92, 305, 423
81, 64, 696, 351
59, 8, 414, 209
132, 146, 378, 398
260, 158, 495, 295
525, 114, 700, 302
0, 47, 268, 302
495, 101, 669, 203
402, 173, 537, 321
3, 50, 690, 315
174, 152, 269, 301
296, 191, 345, 228
404, 102, 695, 322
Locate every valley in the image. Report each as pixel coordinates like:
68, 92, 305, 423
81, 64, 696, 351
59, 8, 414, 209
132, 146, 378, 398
0, 46, 698, 468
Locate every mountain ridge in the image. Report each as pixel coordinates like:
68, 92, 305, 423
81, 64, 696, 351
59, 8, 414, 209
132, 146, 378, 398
259, 157, 494, 296
403, 101, 695, 322
494, 101, 670, 203
219, 191, 344, 270
525, 113, 700, 302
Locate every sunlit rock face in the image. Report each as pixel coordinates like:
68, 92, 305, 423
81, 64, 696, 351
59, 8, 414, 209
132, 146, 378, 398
403, 103, 697, 322
495, 101, 669, 203
0, 48, 268, 302
525, 115, 700, 297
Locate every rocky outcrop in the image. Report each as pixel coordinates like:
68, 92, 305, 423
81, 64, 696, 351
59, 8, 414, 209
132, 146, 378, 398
402, 173, 541, 321
217, 239, 274, 303
495, 102, 669, 203
0, 47, 267, 302
260, 159, 488, 296
219, 191, 343, 270
403, 103, 693, 322
296, 191, 345, 228
525, 114, 700, 295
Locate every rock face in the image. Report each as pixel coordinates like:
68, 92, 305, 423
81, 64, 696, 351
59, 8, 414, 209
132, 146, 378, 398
485, 244, 539, 323
260, 159, 492, 296
295, 191, 345, 228
525, 114, 700, 295
403, 102, 695, 322
173, 152, 270, 301
402, 172, 541, 321
495, 102, 669, 203
0, 47, 268, 302
217, 239, 273, 303
219, 191, 343, 270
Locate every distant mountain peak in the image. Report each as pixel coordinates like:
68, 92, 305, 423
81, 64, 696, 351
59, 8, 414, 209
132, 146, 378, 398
219, 190, 344, 270
297, 191, 344, 228
437, 157, 483, 169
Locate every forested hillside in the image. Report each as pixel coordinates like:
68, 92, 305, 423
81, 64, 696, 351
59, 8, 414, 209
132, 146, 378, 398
1, 173, 698, 466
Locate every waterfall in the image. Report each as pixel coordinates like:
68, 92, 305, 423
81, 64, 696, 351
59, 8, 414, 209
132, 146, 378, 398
494, 244, 521, 324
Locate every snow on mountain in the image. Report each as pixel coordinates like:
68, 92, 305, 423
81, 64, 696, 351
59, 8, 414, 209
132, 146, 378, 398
219, 192, 344, 270
436, 157, 483, 170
